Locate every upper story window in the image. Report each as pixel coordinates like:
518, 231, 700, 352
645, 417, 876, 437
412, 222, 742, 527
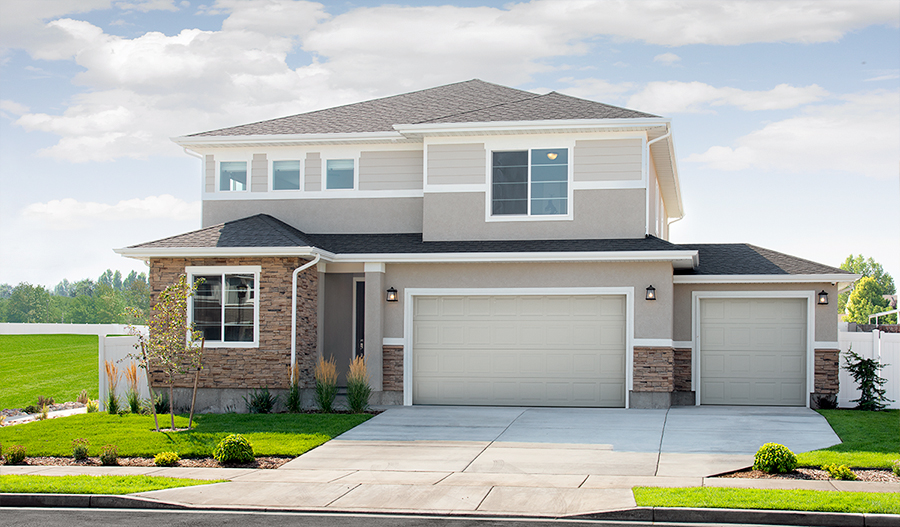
492, 148, 568, 216
220, 161, 247, 191
188, 266, 260, 348
326, 159, 354, 189
273, 160, 301, 190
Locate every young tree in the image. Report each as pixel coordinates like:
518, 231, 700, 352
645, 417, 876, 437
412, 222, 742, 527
839, 255, 896, 313
846, 277, 895, 324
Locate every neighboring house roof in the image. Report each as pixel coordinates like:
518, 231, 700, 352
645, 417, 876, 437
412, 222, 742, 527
674, 243, 851, 276
187, 80, 657, 137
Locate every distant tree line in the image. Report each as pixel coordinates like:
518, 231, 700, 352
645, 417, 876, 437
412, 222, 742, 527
0, 269, 150, 324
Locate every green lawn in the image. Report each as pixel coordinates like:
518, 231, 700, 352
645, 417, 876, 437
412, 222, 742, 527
633, 487, 900, 514
797, 409, 899, 468
0, 412, 371, 458
0, 334, 99, 410
0, 474, 224, 495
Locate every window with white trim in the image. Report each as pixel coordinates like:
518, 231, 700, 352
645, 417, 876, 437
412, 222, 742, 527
272, 160, 301, 190
189, 268, 259, 345
219, 161, 248, 191
325, 159, 354, 189
491, 148, 568, 216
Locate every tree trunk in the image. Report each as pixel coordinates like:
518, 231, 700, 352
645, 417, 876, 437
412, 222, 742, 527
169, 383, 175, 431
188, 339, 204, 429
141, 341, 160, 432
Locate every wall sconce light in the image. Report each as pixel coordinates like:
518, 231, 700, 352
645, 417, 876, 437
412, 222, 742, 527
646, 285, 656, 301
818, 290, 828, 305
386, 287, 398, 302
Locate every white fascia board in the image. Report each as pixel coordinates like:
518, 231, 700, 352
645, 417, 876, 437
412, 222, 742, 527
673, 273, 859, 284
333, 250, 698, 267
114, 246, 336, 260
171, 131, 410, 148
393, 118, 671, 136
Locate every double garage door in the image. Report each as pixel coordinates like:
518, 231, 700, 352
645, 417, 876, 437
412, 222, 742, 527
412, 295, 626, 407
699, 298, 807, 406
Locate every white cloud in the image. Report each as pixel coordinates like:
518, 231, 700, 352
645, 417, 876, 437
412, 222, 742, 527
114, 0, 180, 12
0, 99, 29, 117
683, 90, 900, 179
627, 81, 830, 114
653, 52, 680, 65
23, 194, 200, 229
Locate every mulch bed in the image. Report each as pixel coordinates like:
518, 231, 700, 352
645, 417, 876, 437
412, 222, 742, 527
718, 467, 899, 483
4, 456, 292, 469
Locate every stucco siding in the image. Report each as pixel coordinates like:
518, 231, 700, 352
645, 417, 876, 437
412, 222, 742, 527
251, 153, 267, 192
305, 152, 322, 191
672, 282, 839, 343
203, 197, 424, 233
422, 188, 645, 241
359, 150, 423, 190
427, 143, 486, 185
382, 261, 673, 341
574, 139, 642, 181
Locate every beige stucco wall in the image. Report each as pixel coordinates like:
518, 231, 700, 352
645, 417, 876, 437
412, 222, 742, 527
381, 261, 673, 340
422, 188, 646, 241
672, 282, 839, 342
202, 197, 423, 233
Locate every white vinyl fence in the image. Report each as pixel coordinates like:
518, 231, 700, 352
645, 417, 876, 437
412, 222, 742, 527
838, 330, 899, 409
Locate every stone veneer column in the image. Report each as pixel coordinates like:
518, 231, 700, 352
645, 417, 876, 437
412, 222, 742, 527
630, 346, 674, 408
812, 348, 840, 408
364, 263, 385, 391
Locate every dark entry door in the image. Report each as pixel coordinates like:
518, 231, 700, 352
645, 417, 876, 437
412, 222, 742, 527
355, 280, 365, 358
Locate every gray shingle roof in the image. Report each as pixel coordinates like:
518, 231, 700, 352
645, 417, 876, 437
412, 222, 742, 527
674, 244, 850, 276
188, 80, 657, 137
128, 214, 315, 248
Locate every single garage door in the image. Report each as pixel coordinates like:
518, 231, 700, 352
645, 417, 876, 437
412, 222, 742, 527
412, 294, 626, 407
699, 298, 807, 406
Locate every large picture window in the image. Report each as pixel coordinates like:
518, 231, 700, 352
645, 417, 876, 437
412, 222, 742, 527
491, 148, 568, 216
326, 159, 354, 189
272, 160, 301, 190
189, 268, 259, 346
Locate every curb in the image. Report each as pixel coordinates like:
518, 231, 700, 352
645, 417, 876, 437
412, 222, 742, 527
2, 494, 898, 526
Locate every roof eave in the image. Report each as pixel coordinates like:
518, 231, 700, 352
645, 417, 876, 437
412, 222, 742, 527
332, 250, 698, 268
673, 273, 860, 284
171, 131, 411, 148
114, 246, 336, 261
393, 118, 671, 136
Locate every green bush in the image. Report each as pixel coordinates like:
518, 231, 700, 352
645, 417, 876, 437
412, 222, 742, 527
37, 395, 55, 407
23, 405, 39, 414
843, 347, 892, 411
892, 460, 899, 477
86, 400, 99, 413
71, 438, 90, 460
213, 434, 254, 463
5, 444, 26, 465
244, 387, 277, 414
99, 444, 118, 466
753, 443, 798, 473
154, 451, 180, 467
822, 463, 857, 480
154, 392, 169, 414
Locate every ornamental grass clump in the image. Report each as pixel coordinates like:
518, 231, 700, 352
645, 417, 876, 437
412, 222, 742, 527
77, 389, 90, 404
5, 444, 26, 465
125, 362, 141, 414
822, 463, 857, 480
154, 451, 181, 467
99, 444, 119, 466
286, 361, 302, 413
213, 434, 254, 464
243, 387, 277, 414
753, 443, 798, 474
346, 356, 371, 413
105, 360, 120, 415
72, 438, 90, 460
38, 404, 49, 421
314, 356, 338, 413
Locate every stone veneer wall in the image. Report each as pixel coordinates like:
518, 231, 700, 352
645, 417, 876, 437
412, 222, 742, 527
632, 346, 674, 392
673, 348, 692, 392
813, 349, 840, 395
149, 257, 317, 390
382, 345, 403, 393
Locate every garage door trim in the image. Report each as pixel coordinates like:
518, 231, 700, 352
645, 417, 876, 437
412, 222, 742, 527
403, 287, 635, 407
691, 290, 816, 408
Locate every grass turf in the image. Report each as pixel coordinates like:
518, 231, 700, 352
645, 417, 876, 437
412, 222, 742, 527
633, 487, 900, 514
796, 409, 899, 468
0, 474, 224, 495
0, 334, 99, 411
0, 412, 371, 458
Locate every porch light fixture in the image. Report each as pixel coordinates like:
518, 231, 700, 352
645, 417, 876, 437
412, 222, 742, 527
645, 285, 656, 301
818, 290, 828, 305
386, 287, 398, 302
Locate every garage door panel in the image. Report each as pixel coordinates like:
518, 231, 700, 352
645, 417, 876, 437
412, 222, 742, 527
700, 298, 806, 406
413, 295, 626, 407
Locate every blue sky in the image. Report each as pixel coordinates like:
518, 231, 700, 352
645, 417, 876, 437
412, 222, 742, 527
1, 0, 898, 288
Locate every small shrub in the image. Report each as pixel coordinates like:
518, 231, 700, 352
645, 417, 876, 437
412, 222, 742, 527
314, 356, 338, 413
213, 434, 254, 463
892, 460, 899, 477
822, 463, 857, 480
105, 360, 120, 414
154, 451, 180, 467
125, 362, 141, 414
77, 389, 90, 404
106, 392, 120, 414
843, 347, 892, 411
72, 438, 90, 460
37, 395, 55, 407
38, 404, 49, 421
753, 443, 797, 474
117, 407, 130, 416
86, 400, 99, 413
286, 361, 302, 413
5, 444, 26, 465
346, 355, 372, 413
244, 387, 277, 414
154, 392, 170, 414
23, 405, 39, 414
99, 444, 118, 466
812, 394, 838, 410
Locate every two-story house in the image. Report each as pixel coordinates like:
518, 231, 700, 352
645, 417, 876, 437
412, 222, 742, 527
117, 80, 855, 412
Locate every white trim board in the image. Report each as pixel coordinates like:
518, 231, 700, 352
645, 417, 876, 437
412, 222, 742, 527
674, 274, 857, 284
633, 338, 673, 348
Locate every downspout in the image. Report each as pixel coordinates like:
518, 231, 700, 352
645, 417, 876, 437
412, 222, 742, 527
182, 147, 203, 159
645, 129, 672, 236
291, 253, 321, 381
